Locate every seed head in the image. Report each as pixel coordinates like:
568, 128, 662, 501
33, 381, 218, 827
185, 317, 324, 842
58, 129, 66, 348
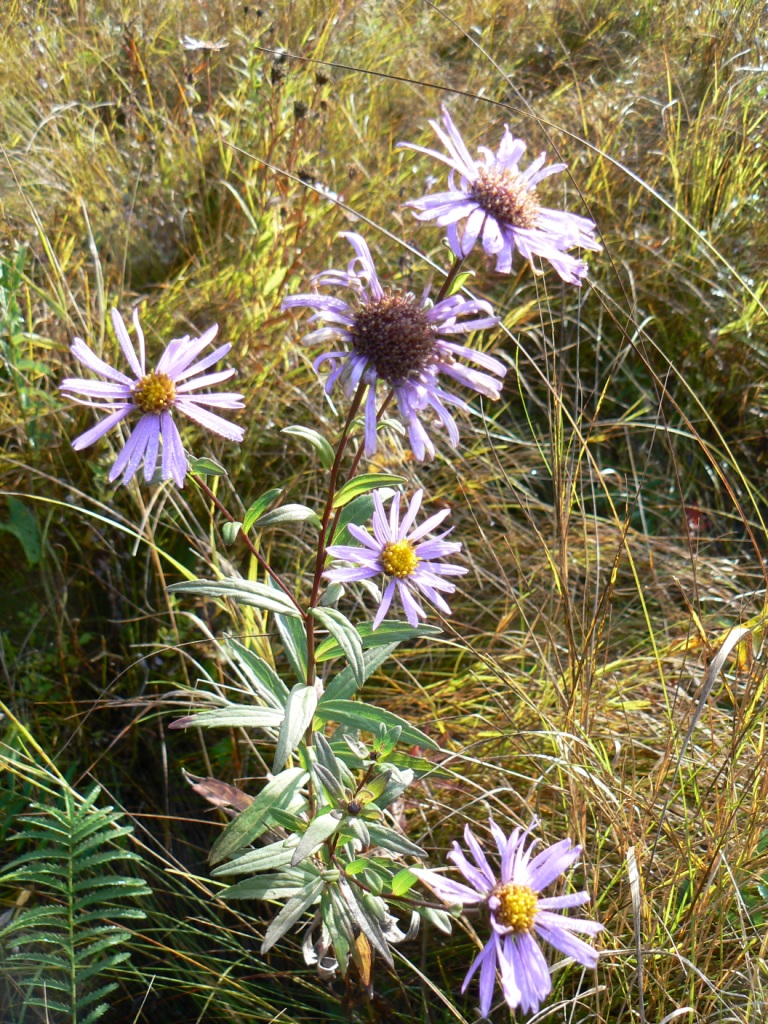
351, 294, 436, 384
471, 167, 540, 230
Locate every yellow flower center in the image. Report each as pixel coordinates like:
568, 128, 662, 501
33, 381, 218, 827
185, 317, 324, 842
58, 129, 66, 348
133, 371, 177, 413
381, 539, 419, 579
493, 883, 539, 932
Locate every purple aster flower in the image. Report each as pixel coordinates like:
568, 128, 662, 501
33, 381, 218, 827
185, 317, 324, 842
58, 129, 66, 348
324, 488, 467, 629
415, 818, 602, 1017
282, 232, 504, 461
60, 308, 245, 487
399, 106, 601, 285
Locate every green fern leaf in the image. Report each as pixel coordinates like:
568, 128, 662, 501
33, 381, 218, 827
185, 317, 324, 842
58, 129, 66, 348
0, 784, 151, 1023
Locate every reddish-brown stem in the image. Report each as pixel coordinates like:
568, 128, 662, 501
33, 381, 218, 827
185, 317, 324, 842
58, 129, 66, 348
435, 253, 467, 304
324, 389, 394, 546
305, 383, 368, 687
190, 473, 305, 619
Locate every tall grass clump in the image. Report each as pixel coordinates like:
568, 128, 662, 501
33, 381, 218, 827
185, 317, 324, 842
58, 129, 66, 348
2, 1, 768, 1021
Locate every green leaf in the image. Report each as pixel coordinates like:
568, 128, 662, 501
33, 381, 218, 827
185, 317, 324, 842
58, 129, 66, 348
311, 607, 365, 685
290, 811, 343, 866
282, 425, 335, 470
221, 521, 242, 545
322, 643, 400, 702
253, 504, 319, 529
0, 496, 41, 566
243, 488, 283, 533
211, 838, 297, 878
169, 705, 283, 731
167, 577, 302, 617
447, 268, 475, 296
315, 700, 438, 751
209, 768, 308, 866
330, 493, 374, 547
221, 867, 313, 902
315, 620, 442, 663
188, 454, 227, 477
331, 473, 406, 509
338, 878, 393, 966
225, 639, 290, 707
273, 685, 318, 772
366, 822, 426, 858
261, 876, 325, 953
273, 600, 308, 683
390, 868, 418, 897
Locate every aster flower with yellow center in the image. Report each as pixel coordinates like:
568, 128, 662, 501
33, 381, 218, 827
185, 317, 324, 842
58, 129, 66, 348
399, 105, 601, 285
324, 489, 467, 629
282, 232, 504, 461
414, 817, 603, 1016
60, 308, 245, 487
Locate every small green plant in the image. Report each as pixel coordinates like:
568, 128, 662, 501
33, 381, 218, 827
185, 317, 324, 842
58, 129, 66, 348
0, 784, 151, 1024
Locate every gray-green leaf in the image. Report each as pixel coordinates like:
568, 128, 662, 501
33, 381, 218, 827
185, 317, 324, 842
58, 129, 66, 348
209, 768, 308, 866
273, 685, 318, 773
281, 425, 335, 470
290, 811, 343, 866
168, 578, 301, 618
315, 700, 439, 751
261, 876, 325, 953
311, 607, 365, 685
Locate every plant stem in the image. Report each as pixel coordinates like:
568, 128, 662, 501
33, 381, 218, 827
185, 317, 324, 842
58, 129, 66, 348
305, 382, 368, 687
190, 472, 305, 619
435, 253, 466, 304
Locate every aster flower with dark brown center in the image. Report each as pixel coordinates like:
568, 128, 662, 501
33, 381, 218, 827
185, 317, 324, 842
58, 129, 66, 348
399, 106, 601, 285
282, 232, 504, 460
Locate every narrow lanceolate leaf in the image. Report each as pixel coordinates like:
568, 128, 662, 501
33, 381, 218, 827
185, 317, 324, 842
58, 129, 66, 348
311, 607, 365, 685
243, 487, 283, 533
211, 838, 297, 877
209, 768, 308, 866
169, 704, 283, 731
315, 620, 442, 662
273, 604, 308, 683
321, 642, 400, 702
281, 425, 335, 470
251, 504, 319, 529
273, 685, 318, 773
313, 763, 346, 803
225, 638, 290, 707
315, 700, 439, 751
167, 578, 301, 617
221, 867, 314, 902
261, 876, 325, 953
338, 877, 393, 966
366, 822, 426, 858
291, 811, 343, 866
331, 473, 406, 509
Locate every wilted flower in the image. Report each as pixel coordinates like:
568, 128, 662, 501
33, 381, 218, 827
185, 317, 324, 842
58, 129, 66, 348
400, 106, 601, 285
61, 308, 245, 487
415, 818, 602, 1016
282, 232, 504, 460
324, 489, 467, 628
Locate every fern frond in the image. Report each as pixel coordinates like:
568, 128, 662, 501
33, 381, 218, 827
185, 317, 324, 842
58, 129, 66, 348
0, 784, 151, 1024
